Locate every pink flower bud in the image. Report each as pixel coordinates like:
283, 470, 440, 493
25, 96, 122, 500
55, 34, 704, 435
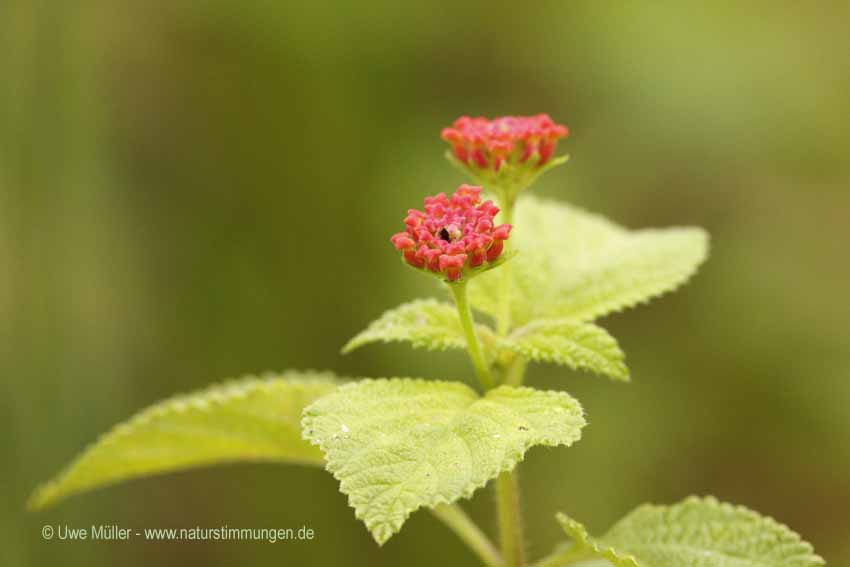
390, 185, 512, 282
441, 114, 569, 185
391, 233, 415, 250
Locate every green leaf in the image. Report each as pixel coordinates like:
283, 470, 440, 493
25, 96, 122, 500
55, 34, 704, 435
342, 299, 494, 354
601, 496, 825, 567
29, 370, 340, 510
500, 319, 629, 381
302, 378, 585, 545
469, 195, 708, 327
549, 496, 824, 567
552, 227, 710, 323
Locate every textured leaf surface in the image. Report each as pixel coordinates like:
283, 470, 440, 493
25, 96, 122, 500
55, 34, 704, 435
30, 371, 340, 510
468, 196, 708, 326
500, 319, 629, 381
302, 378, 585, 544
550, 496, 824, 567
600, 496, 824, 567
342, 299, 494, 354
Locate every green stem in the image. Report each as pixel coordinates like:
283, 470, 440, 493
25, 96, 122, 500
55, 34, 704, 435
496, 197, 515, 336
450, 280, 495, 390
503, 356, 528, 387
496, 470, 525, 567
431, 504, 503, 567
492, 193, 527, 567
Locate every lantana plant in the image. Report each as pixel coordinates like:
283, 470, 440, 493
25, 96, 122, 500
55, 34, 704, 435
30, 114, 825, 567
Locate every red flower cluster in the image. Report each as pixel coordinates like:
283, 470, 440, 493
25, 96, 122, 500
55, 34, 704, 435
441, 114, 568, 172
390, 185, 512, 282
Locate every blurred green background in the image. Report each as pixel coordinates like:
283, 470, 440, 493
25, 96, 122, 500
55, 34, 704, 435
3, 1, 848, 565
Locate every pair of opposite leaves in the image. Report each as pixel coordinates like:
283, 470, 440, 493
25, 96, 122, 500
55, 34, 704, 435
28, 374, 824, 567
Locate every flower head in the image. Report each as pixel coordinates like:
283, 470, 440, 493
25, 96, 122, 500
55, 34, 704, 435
391, 185, 512, 282
442, 114, 567, 170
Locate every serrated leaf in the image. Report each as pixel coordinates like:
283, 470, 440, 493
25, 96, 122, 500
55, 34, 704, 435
601, 496, 825, 567
342, 299, 494, 354
30, 370, 340, 510
468, 196, 708, 327
548, 496, 824, 567
500, 319, 629, 381
553, 227, 710, 323
302, 378, 585, 545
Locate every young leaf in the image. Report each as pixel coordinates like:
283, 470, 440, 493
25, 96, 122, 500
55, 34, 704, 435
548, 496, 824, 567
342, 299, 494, 354
548, 512, 638, 567
468, 196, 708, 327
500, 319, 629, 381
301, 378, 585, 545
29, 371, 340, 511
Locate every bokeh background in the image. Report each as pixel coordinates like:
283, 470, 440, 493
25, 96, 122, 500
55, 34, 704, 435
2, 1, 849, 565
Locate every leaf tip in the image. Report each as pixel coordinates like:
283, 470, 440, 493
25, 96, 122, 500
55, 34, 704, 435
611, 361, 631, 382
26, 486, 50, 512
371, 528, 392, 546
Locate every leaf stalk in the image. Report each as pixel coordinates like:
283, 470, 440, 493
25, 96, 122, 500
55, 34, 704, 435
431, 504, 504, 567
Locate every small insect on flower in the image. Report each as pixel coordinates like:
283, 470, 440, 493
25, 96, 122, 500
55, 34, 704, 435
390, 185, 512, 282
